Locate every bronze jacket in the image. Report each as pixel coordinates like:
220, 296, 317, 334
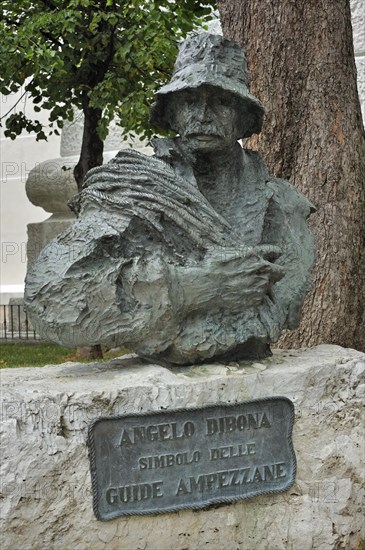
25, 138, 315, 364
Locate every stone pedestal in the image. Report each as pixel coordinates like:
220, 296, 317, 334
1, 345, 364, 549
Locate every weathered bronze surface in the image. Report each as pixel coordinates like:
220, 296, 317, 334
25, 33, 315, 366
88, 397, 296, 520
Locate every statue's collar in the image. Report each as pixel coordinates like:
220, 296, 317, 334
152, 137, 187, 162
152, 137, 197, 187
152, 137, 254, 181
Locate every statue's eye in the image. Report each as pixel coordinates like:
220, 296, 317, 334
181, 92, 195, 105
218, 96, 232, 107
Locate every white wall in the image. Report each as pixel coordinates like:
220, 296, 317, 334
351, 0, 365, 121
0, 87, 61, 298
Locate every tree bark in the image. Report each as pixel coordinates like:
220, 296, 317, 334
219, 0, 365, 351
73, 95, 104, 359
73, 96, 104, 192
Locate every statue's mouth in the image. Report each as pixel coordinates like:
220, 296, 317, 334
188, 134, 222, 142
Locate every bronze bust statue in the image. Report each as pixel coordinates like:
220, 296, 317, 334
25, 33, 315, 365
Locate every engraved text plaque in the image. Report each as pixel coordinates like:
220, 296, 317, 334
88, 397, 296, 520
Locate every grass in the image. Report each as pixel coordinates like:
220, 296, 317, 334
0, 343, 129, 369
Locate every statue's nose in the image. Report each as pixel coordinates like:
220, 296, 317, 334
194, 99, 212, 122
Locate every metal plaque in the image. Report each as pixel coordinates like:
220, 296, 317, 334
88, 397, 296, 520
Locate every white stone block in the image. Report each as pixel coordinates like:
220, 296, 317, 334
355, 56, 365, 118
60, 112, 152, 158
26, 213, 76, 269
351, 0, 365, 54
0, 345, 364, 549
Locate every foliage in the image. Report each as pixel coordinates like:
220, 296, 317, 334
0, 0, 215, 143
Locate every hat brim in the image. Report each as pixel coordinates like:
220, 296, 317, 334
150, 70, 264, 139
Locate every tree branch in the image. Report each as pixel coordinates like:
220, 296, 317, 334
0, 90, 28, 121
38, 0, 59, 11
4, 12, 63, 49
40, 30, 63, 48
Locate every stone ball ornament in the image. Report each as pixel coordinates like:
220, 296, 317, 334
25, 33, 316, 365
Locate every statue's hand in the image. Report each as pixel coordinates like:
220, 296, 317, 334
171, 245, 285, 314
204, 245, 285, 310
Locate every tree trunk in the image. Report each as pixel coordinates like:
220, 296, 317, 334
73, 97, 104, 192
73, 95, 104, 360
219, 0, 365, 351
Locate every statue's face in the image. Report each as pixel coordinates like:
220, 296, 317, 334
167, 85, 243, 153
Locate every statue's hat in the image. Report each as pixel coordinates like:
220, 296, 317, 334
150, 32, 264, 139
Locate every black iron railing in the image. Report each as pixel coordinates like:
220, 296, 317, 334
0, 304, 40, 341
